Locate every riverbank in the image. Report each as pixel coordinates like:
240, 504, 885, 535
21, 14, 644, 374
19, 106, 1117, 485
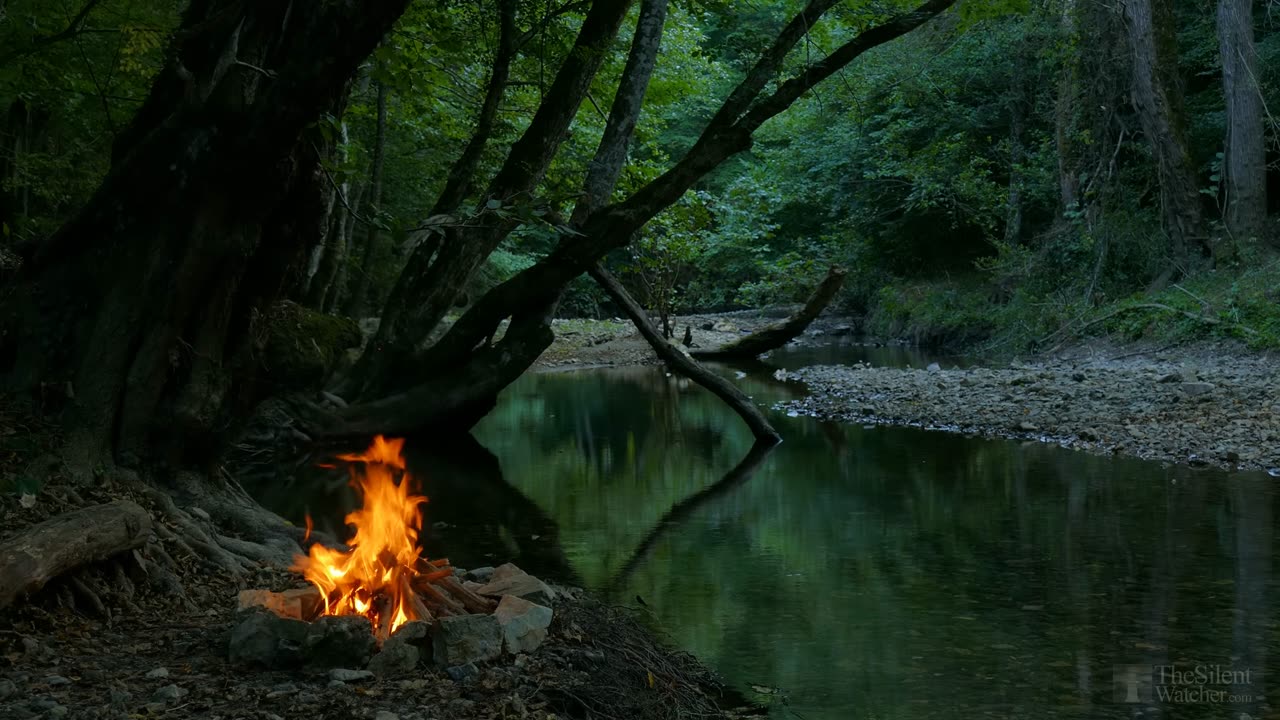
782, 339, 1280, 473
0, 433, 754, 720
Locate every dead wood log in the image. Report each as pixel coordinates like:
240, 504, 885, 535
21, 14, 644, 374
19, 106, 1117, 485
0, 500, 152, 610
692, 266, 847, 360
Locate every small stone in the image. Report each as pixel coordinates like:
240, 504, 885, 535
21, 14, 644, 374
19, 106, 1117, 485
109, 689, 132, 706
327, 669, 374, 683
48, 705, 68, 718
445, 663, 478, 683
151, 684, 187, 703
0, 679, 15, 700
305, 615, 377, 668
145, 667, 169, 680
432, 614, 502, 666
494, 595, 553, 654
926, 362, 940, 372
1017, 421, 1038, 431
327, 680, 346, 689
375, 712, 400, 720
45, 676, 70, 687
1078, 428, 1100, 442
1157, 372, 1180, 383
1070, 372, 1086, 382
463, 566, 496, 583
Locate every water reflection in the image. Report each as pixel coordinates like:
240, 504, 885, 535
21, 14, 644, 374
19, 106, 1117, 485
474, 364, 1278, 720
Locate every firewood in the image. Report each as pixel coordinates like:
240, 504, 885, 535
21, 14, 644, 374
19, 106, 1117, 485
0, 500, 151, 610
416, 580, 466, 614
420, 560, 495, 613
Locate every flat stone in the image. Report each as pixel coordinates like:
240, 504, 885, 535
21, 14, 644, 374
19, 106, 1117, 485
1181, 381, 1214, 396
327, 669, 373, 683
494, 595, 553, 654
227, 609, 309, 668
431, 614, 502, 667
463, 566, 496, 583
445, 663, 479, 682
145, 667, 169, 680
45, 676, 70, 686
375, 712, 400, 720
237, 587, 322, 621
477, 564, 556, 605
304, 615, 377, 669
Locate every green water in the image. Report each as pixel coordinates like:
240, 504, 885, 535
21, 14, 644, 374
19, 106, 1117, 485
470, 356, 1277, 719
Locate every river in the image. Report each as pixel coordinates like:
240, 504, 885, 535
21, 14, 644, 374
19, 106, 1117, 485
265, 343, 1278, 719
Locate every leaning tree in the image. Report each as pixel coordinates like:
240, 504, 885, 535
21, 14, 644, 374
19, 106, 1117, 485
1, 0, 959, 570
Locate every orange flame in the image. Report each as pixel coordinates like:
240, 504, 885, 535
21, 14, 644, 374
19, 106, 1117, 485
292, 436, 429, 637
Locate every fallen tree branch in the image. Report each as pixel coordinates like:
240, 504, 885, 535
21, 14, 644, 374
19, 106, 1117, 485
692, 266, 847, 359
0, 500, 152, 609
590, 263, 781, 443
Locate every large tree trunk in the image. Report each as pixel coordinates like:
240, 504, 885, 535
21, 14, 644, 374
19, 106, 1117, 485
0, 0, 410, 469
1216, 0, 1268, 250
1120, 0, 1209, 274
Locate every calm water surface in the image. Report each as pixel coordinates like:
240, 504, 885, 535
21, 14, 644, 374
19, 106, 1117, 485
258, 344, 1277, 719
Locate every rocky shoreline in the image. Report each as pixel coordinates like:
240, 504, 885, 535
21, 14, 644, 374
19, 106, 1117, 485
781, 343, 1280, 473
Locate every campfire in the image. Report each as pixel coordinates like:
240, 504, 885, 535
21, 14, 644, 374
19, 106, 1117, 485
291, 435, 495, 639
232, 435, 558, 673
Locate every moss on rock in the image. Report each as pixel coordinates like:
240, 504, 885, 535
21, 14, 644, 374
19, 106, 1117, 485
257, 301, 361, 391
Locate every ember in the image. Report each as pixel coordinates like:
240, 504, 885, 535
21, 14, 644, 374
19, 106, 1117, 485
291, 436, 491, 639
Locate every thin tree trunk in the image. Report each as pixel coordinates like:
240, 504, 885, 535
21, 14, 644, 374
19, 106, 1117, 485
324, 178, 367, 314
1054, 0, 1080, 215
1216, 0, 1268, 250
1120, 0, 1208, 273
347, 80, 389, 318
1005, 48, 1027, 245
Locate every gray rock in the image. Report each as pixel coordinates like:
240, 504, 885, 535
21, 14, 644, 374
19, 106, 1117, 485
304, 615, 377, 669
151, 685, 187, 703
48, 705, 68, 718
712, 321, 736, 332
45, 676, 70, 687
109, 689, 132, 706
328, 668, 374, 682
227, 609, 309, 668
445, 663, 478, 683
145, 667, 169, 680
1017, 421, 1038, 431
463, 566, 496, 583
926, 362, 941, 372
830, 324, 855, 336
368, 641, 420, 677
1157, 372, 1180, 383
375, 712, 400, 720
494, 595, 553, 654
477, 564, 556, 605
432, 614, 502, 666
0, 679, 15, 700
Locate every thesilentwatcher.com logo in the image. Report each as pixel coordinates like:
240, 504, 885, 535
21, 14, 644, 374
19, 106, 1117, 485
1113, 664, 1257, 704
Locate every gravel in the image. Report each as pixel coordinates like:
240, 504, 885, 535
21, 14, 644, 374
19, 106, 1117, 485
783, 349, 1280, 472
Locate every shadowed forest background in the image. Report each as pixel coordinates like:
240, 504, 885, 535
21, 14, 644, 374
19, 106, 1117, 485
2, 0, 1277, 366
